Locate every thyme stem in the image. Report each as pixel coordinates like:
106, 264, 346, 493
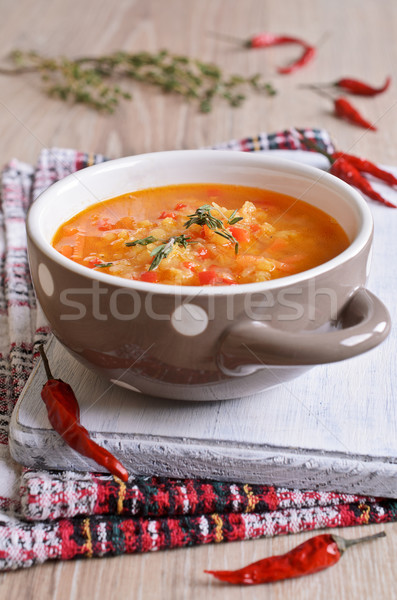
0, 49, 277, 114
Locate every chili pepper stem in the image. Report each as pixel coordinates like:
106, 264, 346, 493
304, 86, 337, 102
207, 31, 250, 47
39, 344, 54, 381
297, 135, 333, 162
333, 531, 386, 553
299, 83, 332, 91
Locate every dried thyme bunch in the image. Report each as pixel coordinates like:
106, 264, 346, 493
0, 49, 276, 113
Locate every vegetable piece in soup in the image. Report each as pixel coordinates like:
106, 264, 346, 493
52, 184, 349, 285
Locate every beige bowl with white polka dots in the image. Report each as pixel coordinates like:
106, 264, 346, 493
26, 150, 390, 400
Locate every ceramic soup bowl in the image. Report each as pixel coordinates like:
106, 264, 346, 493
27, 150, 391, 401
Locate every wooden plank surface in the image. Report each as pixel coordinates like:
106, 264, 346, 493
1, 0, 397, 597
9, 314, 397, 497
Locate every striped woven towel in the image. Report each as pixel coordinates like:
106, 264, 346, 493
0, 128, 395, 571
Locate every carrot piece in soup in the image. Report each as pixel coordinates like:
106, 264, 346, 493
60, 245, 74, 258
114, 216, 136, 229
97, 218, 114, 231
140, 272, 159, 283
228, 226, 250, 243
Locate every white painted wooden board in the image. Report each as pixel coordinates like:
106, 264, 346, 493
9, 168, 397, 499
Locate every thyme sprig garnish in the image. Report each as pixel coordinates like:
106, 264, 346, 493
0, 49, 276, 114
227, 209, 244, 225
184, 204, 241, 254
125, 235, 157, 247
184, 204, 224, 229
148, 234, 197, 271
126, 204, 243, 270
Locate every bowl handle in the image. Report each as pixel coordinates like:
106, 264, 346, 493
217, 288, 391, 375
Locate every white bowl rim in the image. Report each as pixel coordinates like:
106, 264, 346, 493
27, 149, 374, 296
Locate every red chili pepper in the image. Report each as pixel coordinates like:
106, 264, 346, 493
334, 97, 377, 131
330, 157, 396, 208
39, 345, 129, 482
246, 33, 316, 74
205, 531, 385, 585
211, 31, 315, 74
334, 76, 391, 96
303, 76, 391, 97
277, 44, 316, 75
298, 133, 396, 208
332, 152, 397, 187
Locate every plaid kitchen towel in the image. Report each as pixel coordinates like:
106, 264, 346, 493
0, 128, 395, 571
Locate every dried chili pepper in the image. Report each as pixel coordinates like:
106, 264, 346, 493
248, 34, 316, 74
205, 531, 385, 585
297, 132, 396, 208
303, 76, 391, 96
332, 152, 397, 187
39, 345, 129, 482
211, 31, 315, 74
301, 84, 378, 130
330, 157, 396, 208
332, 76, 391, 96
334, 97, 377, 131
276, 43, 315, 75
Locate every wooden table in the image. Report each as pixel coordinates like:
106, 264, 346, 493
0, 0, 396, 598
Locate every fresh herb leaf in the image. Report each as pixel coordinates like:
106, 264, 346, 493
148, 234, 196, 271
228, 216, 243, 224
227, 209, 243, 225
173, 234, 198, 249
214, 230, 233, 241
149, 239, 175, 270
95, 262, 113, 268
126, 235, 157, 247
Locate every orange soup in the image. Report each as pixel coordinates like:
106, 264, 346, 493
52, 184, 349, 285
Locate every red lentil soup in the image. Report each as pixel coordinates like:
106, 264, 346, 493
52, 184, 349, 285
